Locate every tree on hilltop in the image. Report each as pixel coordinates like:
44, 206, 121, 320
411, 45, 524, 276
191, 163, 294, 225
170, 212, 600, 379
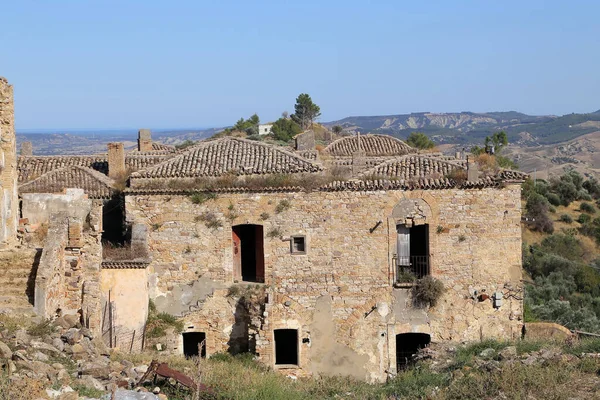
406, 132, 435, 149
332, 125, 343, 136
291, 93, 321, 130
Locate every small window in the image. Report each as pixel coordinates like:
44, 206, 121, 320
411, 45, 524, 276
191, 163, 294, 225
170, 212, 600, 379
291, 236, 306, 254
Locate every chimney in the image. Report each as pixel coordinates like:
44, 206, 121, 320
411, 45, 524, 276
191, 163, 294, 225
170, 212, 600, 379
21, 142, 32, 156
107, 142, 125, 179
138, 129, 152, 152
467, 156, 479, 182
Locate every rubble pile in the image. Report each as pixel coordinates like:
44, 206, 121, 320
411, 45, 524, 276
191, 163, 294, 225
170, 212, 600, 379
0, 314, 193, 400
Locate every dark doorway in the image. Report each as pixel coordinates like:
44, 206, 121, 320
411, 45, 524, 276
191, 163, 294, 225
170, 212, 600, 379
274, 329, 298, 365
102, 195, 126, 244
396, 333, 430, 370
232, 225, 265, 283
183, 332, 206, 358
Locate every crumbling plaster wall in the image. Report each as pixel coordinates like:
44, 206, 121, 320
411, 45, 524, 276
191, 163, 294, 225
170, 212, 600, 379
21, 189, 93, 226
0, 77, 18, 244
125, 185, 523, 380
100, 268, 149, 352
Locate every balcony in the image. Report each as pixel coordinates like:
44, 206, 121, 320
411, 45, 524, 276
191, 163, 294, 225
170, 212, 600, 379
393, 255, 430, 284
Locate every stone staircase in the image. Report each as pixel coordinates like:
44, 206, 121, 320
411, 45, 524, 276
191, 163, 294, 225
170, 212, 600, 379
0, 248, 40, 316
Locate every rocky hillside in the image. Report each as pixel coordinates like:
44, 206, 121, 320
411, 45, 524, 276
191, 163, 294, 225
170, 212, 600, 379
324, 110, 600, 146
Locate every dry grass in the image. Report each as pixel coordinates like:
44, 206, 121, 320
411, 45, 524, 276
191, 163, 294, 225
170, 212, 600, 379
139, 172, 347, 192
102, 242, 149, 261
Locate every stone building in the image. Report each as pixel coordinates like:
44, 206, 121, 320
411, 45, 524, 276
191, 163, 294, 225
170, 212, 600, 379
0, 77, 18, 245
120, 136, 526, 381
17, 128, 527, 381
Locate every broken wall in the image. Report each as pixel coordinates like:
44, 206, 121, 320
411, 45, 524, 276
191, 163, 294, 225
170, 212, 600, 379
21, 189, 93, 226
0, 77, 18, 245
125, 185, 523, 381
33, 200, 103, 335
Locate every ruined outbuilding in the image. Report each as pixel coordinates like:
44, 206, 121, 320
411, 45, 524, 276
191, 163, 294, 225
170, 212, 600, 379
0, 77, 18, 245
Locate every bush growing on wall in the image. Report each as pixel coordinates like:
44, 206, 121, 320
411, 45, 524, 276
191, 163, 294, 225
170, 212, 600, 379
413, 276, 444, 306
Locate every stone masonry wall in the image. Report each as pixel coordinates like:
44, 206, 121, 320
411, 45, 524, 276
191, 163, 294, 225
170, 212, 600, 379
125, 185, 523, 381
0, 77, 18, 244
34, 201, 103, 336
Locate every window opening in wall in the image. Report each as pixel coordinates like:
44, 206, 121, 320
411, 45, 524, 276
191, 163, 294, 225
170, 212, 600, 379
232, 224, 265, 283
274, 329, 298, 366
395, 223, 429, 280
396, 333, 430, 370
183, 332, 206, 358
291, 236, 306, 254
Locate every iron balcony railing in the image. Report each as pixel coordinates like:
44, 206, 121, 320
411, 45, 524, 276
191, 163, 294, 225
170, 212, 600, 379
394, 255, 430, 281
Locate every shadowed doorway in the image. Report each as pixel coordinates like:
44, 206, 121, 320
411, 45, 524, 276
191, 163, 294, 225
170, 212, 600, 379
232, 224, 265, 283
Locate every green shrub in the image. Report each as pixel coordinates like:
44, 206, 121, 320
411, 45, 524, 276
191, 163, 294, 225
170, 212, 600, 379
189, 191, 217, 205
578, 213, 592, 224
580, 202, 596, 214
545, 192, 562, 207
559, 214, 573, 223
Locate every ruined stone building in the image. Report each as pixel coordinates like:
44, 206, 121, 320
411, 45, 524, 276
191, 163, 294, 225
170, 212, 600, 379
13, 119, 528, 380
0, 78, 18, 245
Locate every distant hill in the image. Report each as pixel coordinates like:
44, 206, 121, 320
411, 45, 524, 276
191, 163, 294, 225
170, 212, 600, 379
15, 128, 218, 155
323, 110, 600, 146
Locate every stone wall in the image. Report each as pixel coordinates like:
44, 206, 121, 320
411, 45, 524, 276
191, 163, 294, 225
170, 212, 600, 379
0, 77, 18, 245
125, 185, 523, 381
33, 200, 103, 336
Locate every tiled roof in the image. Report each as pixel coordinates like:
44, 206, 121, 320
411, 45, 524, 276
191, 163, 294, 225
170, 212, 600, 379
125, 155, 173, 171
18, 156, 109, 183
129, 142, 177, 154
324, 134, 416, 157
18, 153, 174, 183
321, 176, 500, 191
132, 137, 323, 179
361, 156, 464, 180
295, 150, 319, 160
497, 169, 529, 181
19, 166, 116, 199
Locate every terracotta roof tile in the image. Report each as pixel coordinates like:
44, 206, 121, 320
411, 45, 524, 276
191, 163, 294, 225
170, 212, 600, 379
132, 137, 323, 179
128, 142, 177, 154
361, 155, 464, 180
18, 156, 109, 183
19, 166, 116, 199
18, 153, 174, 183
324, 134, 416, 157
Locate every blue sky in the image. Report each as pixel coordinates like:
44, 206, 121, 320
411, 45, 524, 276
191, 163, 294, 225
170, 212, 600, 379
2, 0, 599, 130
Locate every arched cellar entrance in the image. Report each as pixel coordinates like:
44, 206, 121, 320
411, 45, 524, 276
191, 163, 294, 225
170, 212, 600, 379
396, 333, 430, 370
